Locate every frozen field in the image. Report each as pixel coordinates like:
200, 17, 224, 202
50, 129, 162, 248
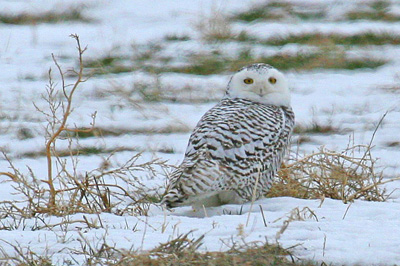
0, 0, 400, 265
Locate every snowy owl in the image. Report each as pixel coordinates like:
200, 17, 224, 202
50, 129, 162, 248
163, 63, 295, 208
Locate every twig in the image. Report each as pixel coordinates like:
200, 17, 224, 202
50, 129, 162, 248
342, 202, 352, 220
44, 34, 88, 211
347, 176, 400, 202
352, 111, 387, 175
0, 172, 17, 181
259, 205, 267, 227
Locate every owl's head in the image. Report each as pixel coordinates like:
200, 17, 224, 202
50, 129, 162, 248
225, 63, 291, 107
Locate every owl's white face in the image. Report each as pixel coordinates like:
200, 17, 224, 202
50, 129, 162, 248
226, 64, 291, 107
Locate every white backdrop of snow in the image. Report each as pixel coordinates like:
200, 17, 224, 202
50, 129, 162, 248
0, 0, 400, 265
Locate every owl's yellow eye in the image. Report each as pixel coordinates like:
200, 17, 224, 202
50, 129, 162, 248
243, 78, 254, 84
269, 77, 277, 84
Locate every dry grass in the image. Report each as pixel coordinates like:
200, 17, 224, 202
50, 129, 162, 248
113, 234, 303, 266
265, 32, 400, 46
147, 48, 385, 75
270, 107, 397, 203
84, 30, 390, 77
0, 7, 92, 25
84, 55, 133, 76
345, 0, 400, 22
0, 243, 53, 266
21, 146, 138, 158
60, 125, 191, 138
21, 145, 177, 158
0, 231, 310, 266
386, 141, 400, 147
269, 144, 399, 203
231, 1, 326, 22
194, 8, 234, 42
104, 77, 221, 106
1, 149, 167, 217
164, 34, 191, 42
0, 35, 168, 218
294, 123, 340, 135
231, 0, 398, 23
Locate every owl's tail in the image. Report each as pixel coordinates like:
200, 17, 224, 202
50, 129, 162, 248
161, 168, 187, 208
162, 188, 185, 208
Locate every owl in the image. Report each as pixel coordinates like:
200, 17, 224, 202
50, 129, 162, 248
163, 63, 295, 208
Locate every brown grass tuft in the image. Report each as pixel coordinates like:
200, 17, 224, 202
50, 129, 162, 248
294, 123, 340, 135
0, 7, 92, 25
194, 8, 234, 42
269, 144, 398, 203
115, 235, 303, 266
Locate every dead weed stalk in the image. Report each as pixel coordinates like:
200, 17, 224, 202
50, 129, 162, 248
194, 5, 234, 42
0, 35, 167, 218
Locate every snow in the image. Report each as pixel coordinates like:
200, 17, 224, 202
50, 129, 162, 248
1, 0, 400, 265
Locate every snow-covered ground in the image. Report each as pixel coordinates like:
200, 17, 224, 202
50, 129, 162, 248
1, 0, 400, 265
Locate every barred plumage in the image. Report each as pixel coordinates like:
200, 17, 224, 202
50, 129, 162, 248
163, 63, 295, 208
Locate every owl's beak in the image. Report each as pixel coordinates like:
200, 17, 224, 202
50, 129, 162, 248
249, 82, 267, 97
258, 87, 267, 97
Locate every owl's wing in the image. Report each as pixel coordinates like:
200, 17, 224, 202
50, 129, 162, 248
185, 99, 287, 164
163, 99, 294, 207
